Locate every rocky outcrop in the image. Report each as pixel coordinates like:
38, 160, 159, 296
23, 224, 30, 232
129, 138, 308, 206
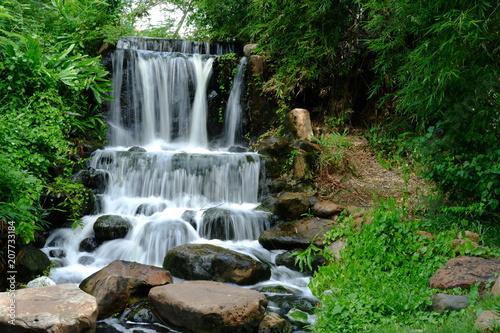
430, 256, 500, 291
149, 280, 268, 333
259, 217, 333, 250
79, 260, 173, 318
71, 168, 109, 194
15, 244, 51, 283
163, 243, 271, 285
93, 215, 132, 242
0, 283, 97, 332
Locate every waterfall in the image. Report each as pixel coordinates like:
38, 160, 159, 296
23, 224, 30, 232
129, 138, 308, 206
42, 37, 315, 331
224, 57, 248, 147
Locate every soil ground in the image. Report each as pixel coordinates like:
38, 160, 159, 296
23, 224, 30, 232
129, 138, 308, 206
313, 132, 432, 211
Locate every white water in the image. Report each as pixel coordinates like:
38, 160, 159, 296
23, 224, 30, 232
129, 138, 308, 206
43, 38, 315, 330
224, 57, 248, 147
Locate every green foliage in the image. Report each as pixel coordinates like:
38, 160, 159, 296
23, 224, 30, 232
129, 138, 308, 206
310, 199, 458, 332
0, 0, 120, 244
313, 131, 352, 173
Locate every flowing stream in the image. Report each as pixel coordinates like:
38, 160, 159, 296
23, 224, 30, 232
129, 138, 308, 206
43, 37, 316, 331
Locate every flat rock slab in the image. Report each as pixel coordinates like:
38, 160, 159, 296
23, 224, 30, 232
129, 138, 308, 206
149, 281, 268, 333
430, 256, 500, 291
80, 260, 173, 318
258, 217, 333, 250
0, 283, 97, 332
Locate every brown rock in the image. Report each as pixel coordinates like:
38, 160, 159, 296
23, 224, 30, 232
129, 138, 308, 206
430, 256, 500, 291
475, 310, 500, 333
259, 217, 333, 250
450, 239, 488, 255
79, 260, 173, 318
286, 108, 313, 141
149, 281, 267, 333
275, 192, 311, 221
327, 239, 346, 261
312, 201, 344, 218
258, 312, 293, 333
491, 277, 500, 296
0, 283, 97, 332
458, 230, 481, 243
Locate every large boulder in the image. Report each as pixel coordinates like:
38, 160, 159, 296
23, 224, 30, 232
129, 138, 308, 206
0, 283, 97, 332
259, 217, 333, 250
149, 280, 268, 333
286, 108, 314, 141
93, 215, 132, 242
15, 244, 51, 284
275, 192, 311, 221
163, 243, 271, 285
79, 260, 173, 318
430, 256, 500, 291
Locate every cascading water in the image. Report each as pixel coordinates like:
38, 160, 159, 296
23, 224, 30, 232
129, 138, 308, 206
43, 37, 316, 331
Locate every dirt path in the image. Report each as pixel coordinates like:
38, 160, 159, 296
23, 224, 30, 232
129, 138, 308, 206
314, 135, 431, 210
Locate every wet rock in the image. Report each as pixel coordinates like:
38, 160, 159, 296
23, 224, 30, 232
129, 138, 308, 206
258, 312, 293, 333
79, 260, 173, 318
430, 256, 500, 291
312, 201, 345, 218
275, 250, 325, 273
26, 276, 56, 288
149, 280, 267, 333
0, 283, 98, 332
71, 168, 109, 194
181, 209, 198, 230
432, 293, 469, 313
136, 202, 167, 216
93, 215, 132, 242
200, 207, 235, 240
163, 243, 271, 285
228, 145, 249, 152
78, 256, 95, 266
286, 108, 313, 141
15, 244, 51, 283
259, 217, 333, 250
128, 146, 147, 152
49, 248, 66, 258
79, 236, 100, 252
475, 310, 500, 333
275, 192, 311, 221
286, 308, 311, 326
123, 300, 159, 324
256, 137, 294, 179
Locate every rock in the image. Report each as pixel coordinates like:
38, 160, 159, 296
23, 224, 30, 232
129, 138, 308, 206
79, 260, 173, 318
475, 310, 500, 333
79, 236, 100, 252
163, 243, 271, 285
49, 248, 66, 258
243, 43, 258, 56
312, 201, 344, 218
259, 217, 333, 250
275, 192, 311, 221
149, 280, 267, 333
275, 250, 325, 273
128, 146, 147, 152
200, 207, 236, 240
431, 293, 469, 313
122, 300, 159, 324
256, 137, 294, 179
93, 215, 132, 242
181, 209, 198, 229
0, 283, 97, 332
286, 108, 314, 141
15, 244, 51, 283
458, 230, 480, 242
327, 239, 346, 261
491, 276, 500, 296
71, 168, 109, 194
258, 312, 293, 333
286, 308, 310, 325
291, 149, 314, 180
228, 145, 249, 153
26, 276, 56, 288
430, 256, 500, 291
